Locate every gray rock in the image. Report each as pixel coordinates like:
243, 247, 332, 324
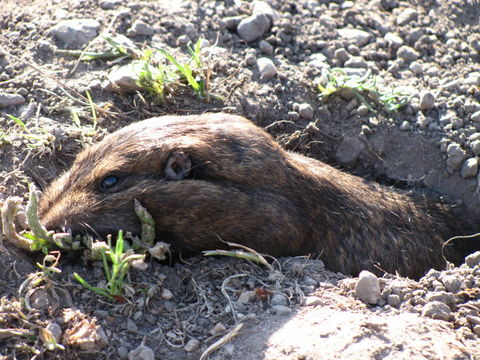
396, 8, 418, 26
446, 143, 466, 172
387, 294, 401, 307
471, 111, 480, 123
335, 136, 366, 167
46, 322, 62, 341
419, 91, 435, 111
251, 1, 279, 21
409, 61, 423, 74
259, 40, 273, 55
222, 16, 243, 30
271, 305, 292, 315
117, 346, 129, 360
184, 339, 200, 352
237, 290, 255, 304
441, 275, 462, 293
422, 301, 452, 321
357, 105, 369, 117
99, 0, 122, 9
257, 57, 277, 79
50, 19, 100, 47
470, 140, 480, 156
337, 28, 371, 47
425, 291, 455, 306
385, 32, 403, 48
334, 48, 350, 64
460, 158, 478, 179
298, 103, 314, 120
355, 270, 381, 305
344, 56, 368, 68
105, 63, 143, 92
0, 93, 25, 107
271, 294, 288, 306
237, 13, 271, 42
397, 46, 419, 62
465, 251, 480, 268
128, 20, 154, 36
303, 296, 323, 306
399, 120, 411, 131
128, 344, 154, 360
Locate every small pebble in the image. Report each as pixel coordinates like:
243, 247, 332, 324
46, 322, 62, 341
441, 275, 463, 293
237, 290, 255, 304
271, 293, 288, 306
385, 32, 403, 48
50, 19, 100, 47
99, 0, 122, 9
399, 121, 410, 131
257, 57, 277, 79
303, 296, 323, 306
128, 20, 154, 36
397, 46, 419, 62
465, 251, 480, 268
259, 40, 273, 55
446, 143, 466, 172
422, 301, 452, 321
471, 111, 480, 123
460, 158, 478, 179
298, 103, 314, 120
117, 346, 129, 360
335, 136, 366, 168
271, 305, 292, 315
357, 104, 369, 116
128, 344, 154, 360
161, 288, 173, 300
337, 28, 371, 47
396, 8, 418, 26
387, 294, 401, 307
210, 322, 226, 335
409, 61, 423, 74
473, 325, 480, 336
355, 270, 381, 305
0, 93, 25, 107
237, 13, 271, 42
184, 339, 200, 352
419, 91, 435, 110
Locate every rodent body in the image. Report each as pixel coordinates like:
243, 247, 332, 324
39, 113, 476, 278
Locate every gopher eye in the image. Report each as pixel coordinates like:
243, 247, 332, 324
100, 175, 119, 190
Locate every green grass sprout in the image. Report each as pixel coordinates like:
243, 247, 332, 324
317, 68, 414, 112
74, 230, 145, 301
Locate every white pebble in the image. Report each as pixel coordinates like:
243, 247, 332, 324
257, 57, 277, 79
355, 270, 381, 304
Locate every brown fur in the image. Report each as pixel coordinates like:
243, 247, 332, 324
39, 113, 476, 279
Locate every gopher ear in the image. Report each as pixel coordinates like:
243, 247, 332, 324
164, 152, 192, 180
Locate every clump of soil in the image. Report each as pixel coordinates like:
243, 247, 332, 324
0, 0, 479, 359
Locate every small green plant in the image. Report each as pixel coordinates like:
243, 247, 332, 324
317, 68, 414, 112
3, 115, 55, 149
74, 230, 145, 301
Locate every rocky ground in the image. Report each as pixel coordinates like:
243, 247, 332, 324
0, 0, 480, 359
